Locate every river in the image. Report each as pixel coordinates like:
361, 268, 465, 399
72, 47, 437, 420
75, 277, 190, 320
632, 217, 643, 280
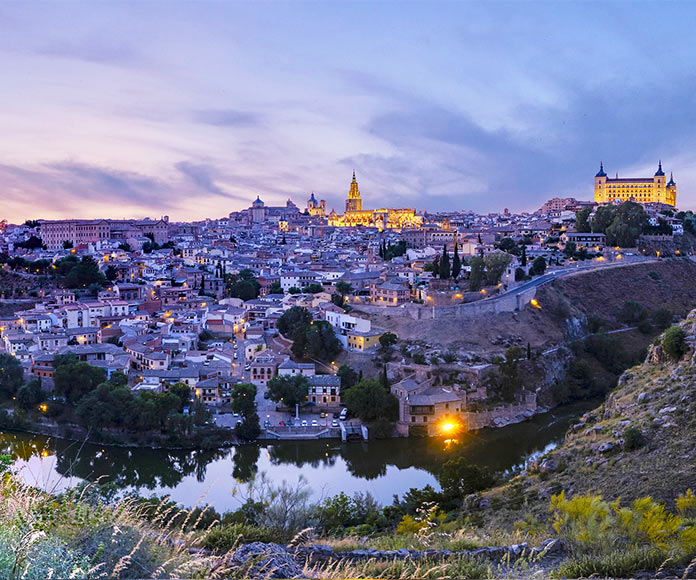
0, 399, 598, 512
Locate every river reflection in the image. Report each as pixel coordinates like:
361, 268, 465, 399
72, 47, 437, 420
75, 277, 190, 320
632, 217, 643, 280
0, 398, 598, 510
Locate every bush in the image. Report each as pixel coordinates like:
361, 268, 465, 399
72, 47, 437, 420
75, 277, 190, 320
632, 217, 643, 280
202, 523, 287, 553
553, 546, 667, 579
662, 326, 688, 360
623, 426, 645, 451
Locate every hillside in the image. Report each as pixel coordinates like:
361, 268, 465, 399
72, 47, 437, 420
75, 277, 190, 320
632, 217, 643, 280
477, 309, 696, 531
361, 259, 696, 352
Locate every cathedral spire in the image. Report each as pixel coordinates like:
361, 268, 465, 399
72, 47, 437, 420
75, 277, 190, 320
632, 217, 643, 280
352, 170, 357, 184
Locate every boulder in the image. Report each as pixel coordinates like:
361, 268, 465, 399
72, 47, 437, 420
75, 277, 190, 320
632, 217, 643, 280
228, 542, 307, 579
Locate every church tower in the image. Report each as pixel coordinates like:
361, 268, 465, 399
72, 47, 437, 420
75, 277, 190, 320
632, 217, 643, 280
345, 171, 362, 213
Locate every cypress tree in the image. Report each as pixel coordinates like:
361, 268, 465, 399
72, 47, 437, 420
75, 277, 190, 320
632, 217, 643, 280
451, 243, 461, 281
439, 245, 451, 280
432, 255, 440, 278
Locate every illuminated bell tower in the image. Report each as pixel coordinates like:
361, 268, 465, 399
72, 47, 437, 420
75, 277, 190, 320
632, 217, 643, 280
345, 171, 362, 212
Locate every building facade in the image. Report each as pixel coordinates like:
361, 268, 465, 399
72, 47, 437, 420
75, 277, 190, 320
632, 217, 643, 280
594, 162, 677, 207
327, 173, 424, 230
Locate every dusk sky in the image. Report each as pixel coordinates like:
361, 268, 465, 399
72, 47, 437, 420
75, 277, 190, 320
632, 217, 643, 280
2, 1, 696, 223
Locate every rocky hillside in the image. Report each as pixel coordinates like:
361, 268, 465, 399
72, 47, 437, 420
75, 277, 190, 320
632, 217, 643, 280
478, 308, 696, 530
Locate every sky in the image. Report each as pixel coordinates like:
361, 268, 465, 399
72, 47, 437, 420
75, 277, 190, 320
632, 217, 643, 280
2, 1, 696, 223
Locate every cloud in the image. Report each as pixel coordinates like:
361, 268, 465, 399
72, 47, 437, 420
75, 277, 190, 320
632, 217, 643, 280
192, 109, 261, 127
34, 38, 141, 66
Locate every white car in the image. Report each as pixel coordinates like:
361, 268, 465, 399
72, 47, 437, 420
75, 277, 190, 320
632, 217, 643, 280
301, 419, 308, 427
332, 420, 339, 428
311, 419, 318, 427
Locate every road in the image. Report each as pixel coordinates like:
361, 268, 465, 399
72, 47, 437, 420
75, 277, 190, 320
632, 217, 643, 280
490, 255, 657, 303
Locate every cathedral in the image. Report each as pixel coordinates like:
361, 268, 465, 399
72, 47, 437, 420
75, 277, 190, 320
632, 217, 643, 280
327, 172, 423, 230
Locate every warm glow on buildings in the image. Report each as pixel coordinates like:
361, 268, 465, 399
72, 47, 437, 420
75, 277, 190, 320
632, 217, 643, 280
594, 161, 677, 206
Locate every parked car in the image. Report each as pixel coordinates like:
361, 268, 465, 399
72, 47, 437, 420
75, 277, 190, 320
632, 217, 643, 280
332, 420, 339, 428
311, 419, 318, 427
263, 420, 271, 428
279, 420, 285, 426
301, 419, 308, 427
319, 412, 326, 418
287, 419, 294, 426
339, 409, 348, 420
244, 364, 251, 371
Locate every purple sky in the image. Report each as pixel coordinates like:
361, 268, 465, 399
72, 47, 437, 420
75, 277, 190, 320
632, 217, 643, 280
1, 1, 695, 223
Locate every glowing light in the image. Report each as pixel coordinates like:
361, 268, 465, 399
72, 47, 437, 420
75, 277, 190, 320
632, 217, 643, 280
530, 298, 541, 309
41, 449, 50, 457
38, 404, 48, 413
480, 289, 487, 294
441, 422, 456, 432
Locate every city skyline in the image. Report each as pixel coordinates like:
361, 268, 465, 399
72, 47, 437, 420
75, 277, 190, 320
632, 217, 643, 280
3, 1, 696, 222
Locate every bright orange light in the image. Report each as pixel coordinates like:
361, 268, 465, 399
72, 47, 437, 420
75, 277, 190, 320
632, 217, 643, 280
480, 289, 487, 294
530, 298, 541, 309
441, 422, 456, 432
38, 404, 48, 413
41, 449, 49, 457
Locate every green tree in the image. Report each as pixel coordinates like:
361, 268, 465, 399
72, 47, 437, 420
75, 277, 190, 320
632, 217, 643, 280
605, 201, 648, 247
563, 240, 577, 257
497, 237, 518, 253
379, 332, 398, 350
439, 245, 450, 279
439, 458, 496, 499
343, 379, 398, 423
277, 307, 313, 338
662, 326, 688, 361
62, 240, 74, 249
269, 281, 283, 294
0, 354, 25, 400
591, 205, 617, 234
53, 361, 107, 404
305, 321, 342, 361
337, 365, 359, 393
235, 410, 261, 440
231, 382, 257, 415
62, 256, 106, 289
335, 281, 354, 296
451, 244, 462, 280
331, 293, 345, 308
575, 207, 592, 233
468, 255, 485, 291
529, 256, 547, 276
288, 286, 301, 295
267, 375, 309, 408
105, 264, 118, 281
168, 382, 192, 412
302, 283, 324, 294
15, 378, 44, 411
484, 252, 511, 285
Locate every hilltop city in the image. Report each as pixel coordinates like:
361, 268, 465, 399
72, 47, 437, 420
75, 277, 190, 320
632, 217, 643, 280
0, 161, 693, 443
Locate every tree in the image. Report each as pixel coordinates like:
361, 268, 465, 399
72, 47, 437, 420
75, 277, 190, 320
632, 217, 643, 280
267, 375, 309, 408
337, 365, 359, 393
468, 256, 484, 291
16, 378, 44, 411
305, 321, 342, 361
563, 241, 577, 257
169, 382, 192, 412
575, 207, 592, 233
438, 458, 496, 499
529, 256, 547, 276
105, 265, 118, 281
231, 382, 257, 415
229, 278, 260, 301
236, 410, 261, 440
591, 205, 617, 234
53, 361, 107, 404
288, 286, 301, 295
439, 245, 450, 280
618, 301, 648, 325
302, 283, 324, 294
277, 307, 313, 338
520, 244, 527, 267
269, 281, 283, 294
484, 252, 511, 285
335, 281, 354, 296
62, 256, 106, 289
15, 235, 43, 250
62, 240, 74, 249
343, 379, 398, 423
0, 354, 24, 401
331, 293, 345, 308
431, 255, 440, 278
451, 244, 461, 281
515, 267, 526, 281
604, 201, 648, 247
118, 242, 132, 252
379, 332, 397, 350
497, 237, 518, 253
199, 275, 206, 296
662, 326, 688, 361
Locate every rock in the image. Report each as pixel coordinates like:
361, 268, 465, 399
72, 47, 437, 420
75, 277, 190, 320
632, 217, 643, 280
659, 406, 678, 415
637, 392, 650, 403
539, 459, 558, 472
571, 422, 585, 432
479, 497, 491, 509
228, 542, 307, 579
597, 442, 614, 454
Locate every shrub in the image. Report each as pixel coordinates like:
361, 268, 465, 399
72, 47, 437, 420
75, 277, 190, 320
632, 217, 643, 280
202, 523, 287, 553
622, 426, 645, 451
553, 546, 667, 579
662, 326, 688, 360
648, 271, 661, 280
652, 308, 673, 329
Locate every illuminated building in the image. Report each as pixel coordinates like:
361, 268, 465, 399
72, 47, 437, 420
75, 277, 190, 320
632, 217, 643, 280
594, 161, 677, 207
307, 192, 326, 218
328, 172, 423, 230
